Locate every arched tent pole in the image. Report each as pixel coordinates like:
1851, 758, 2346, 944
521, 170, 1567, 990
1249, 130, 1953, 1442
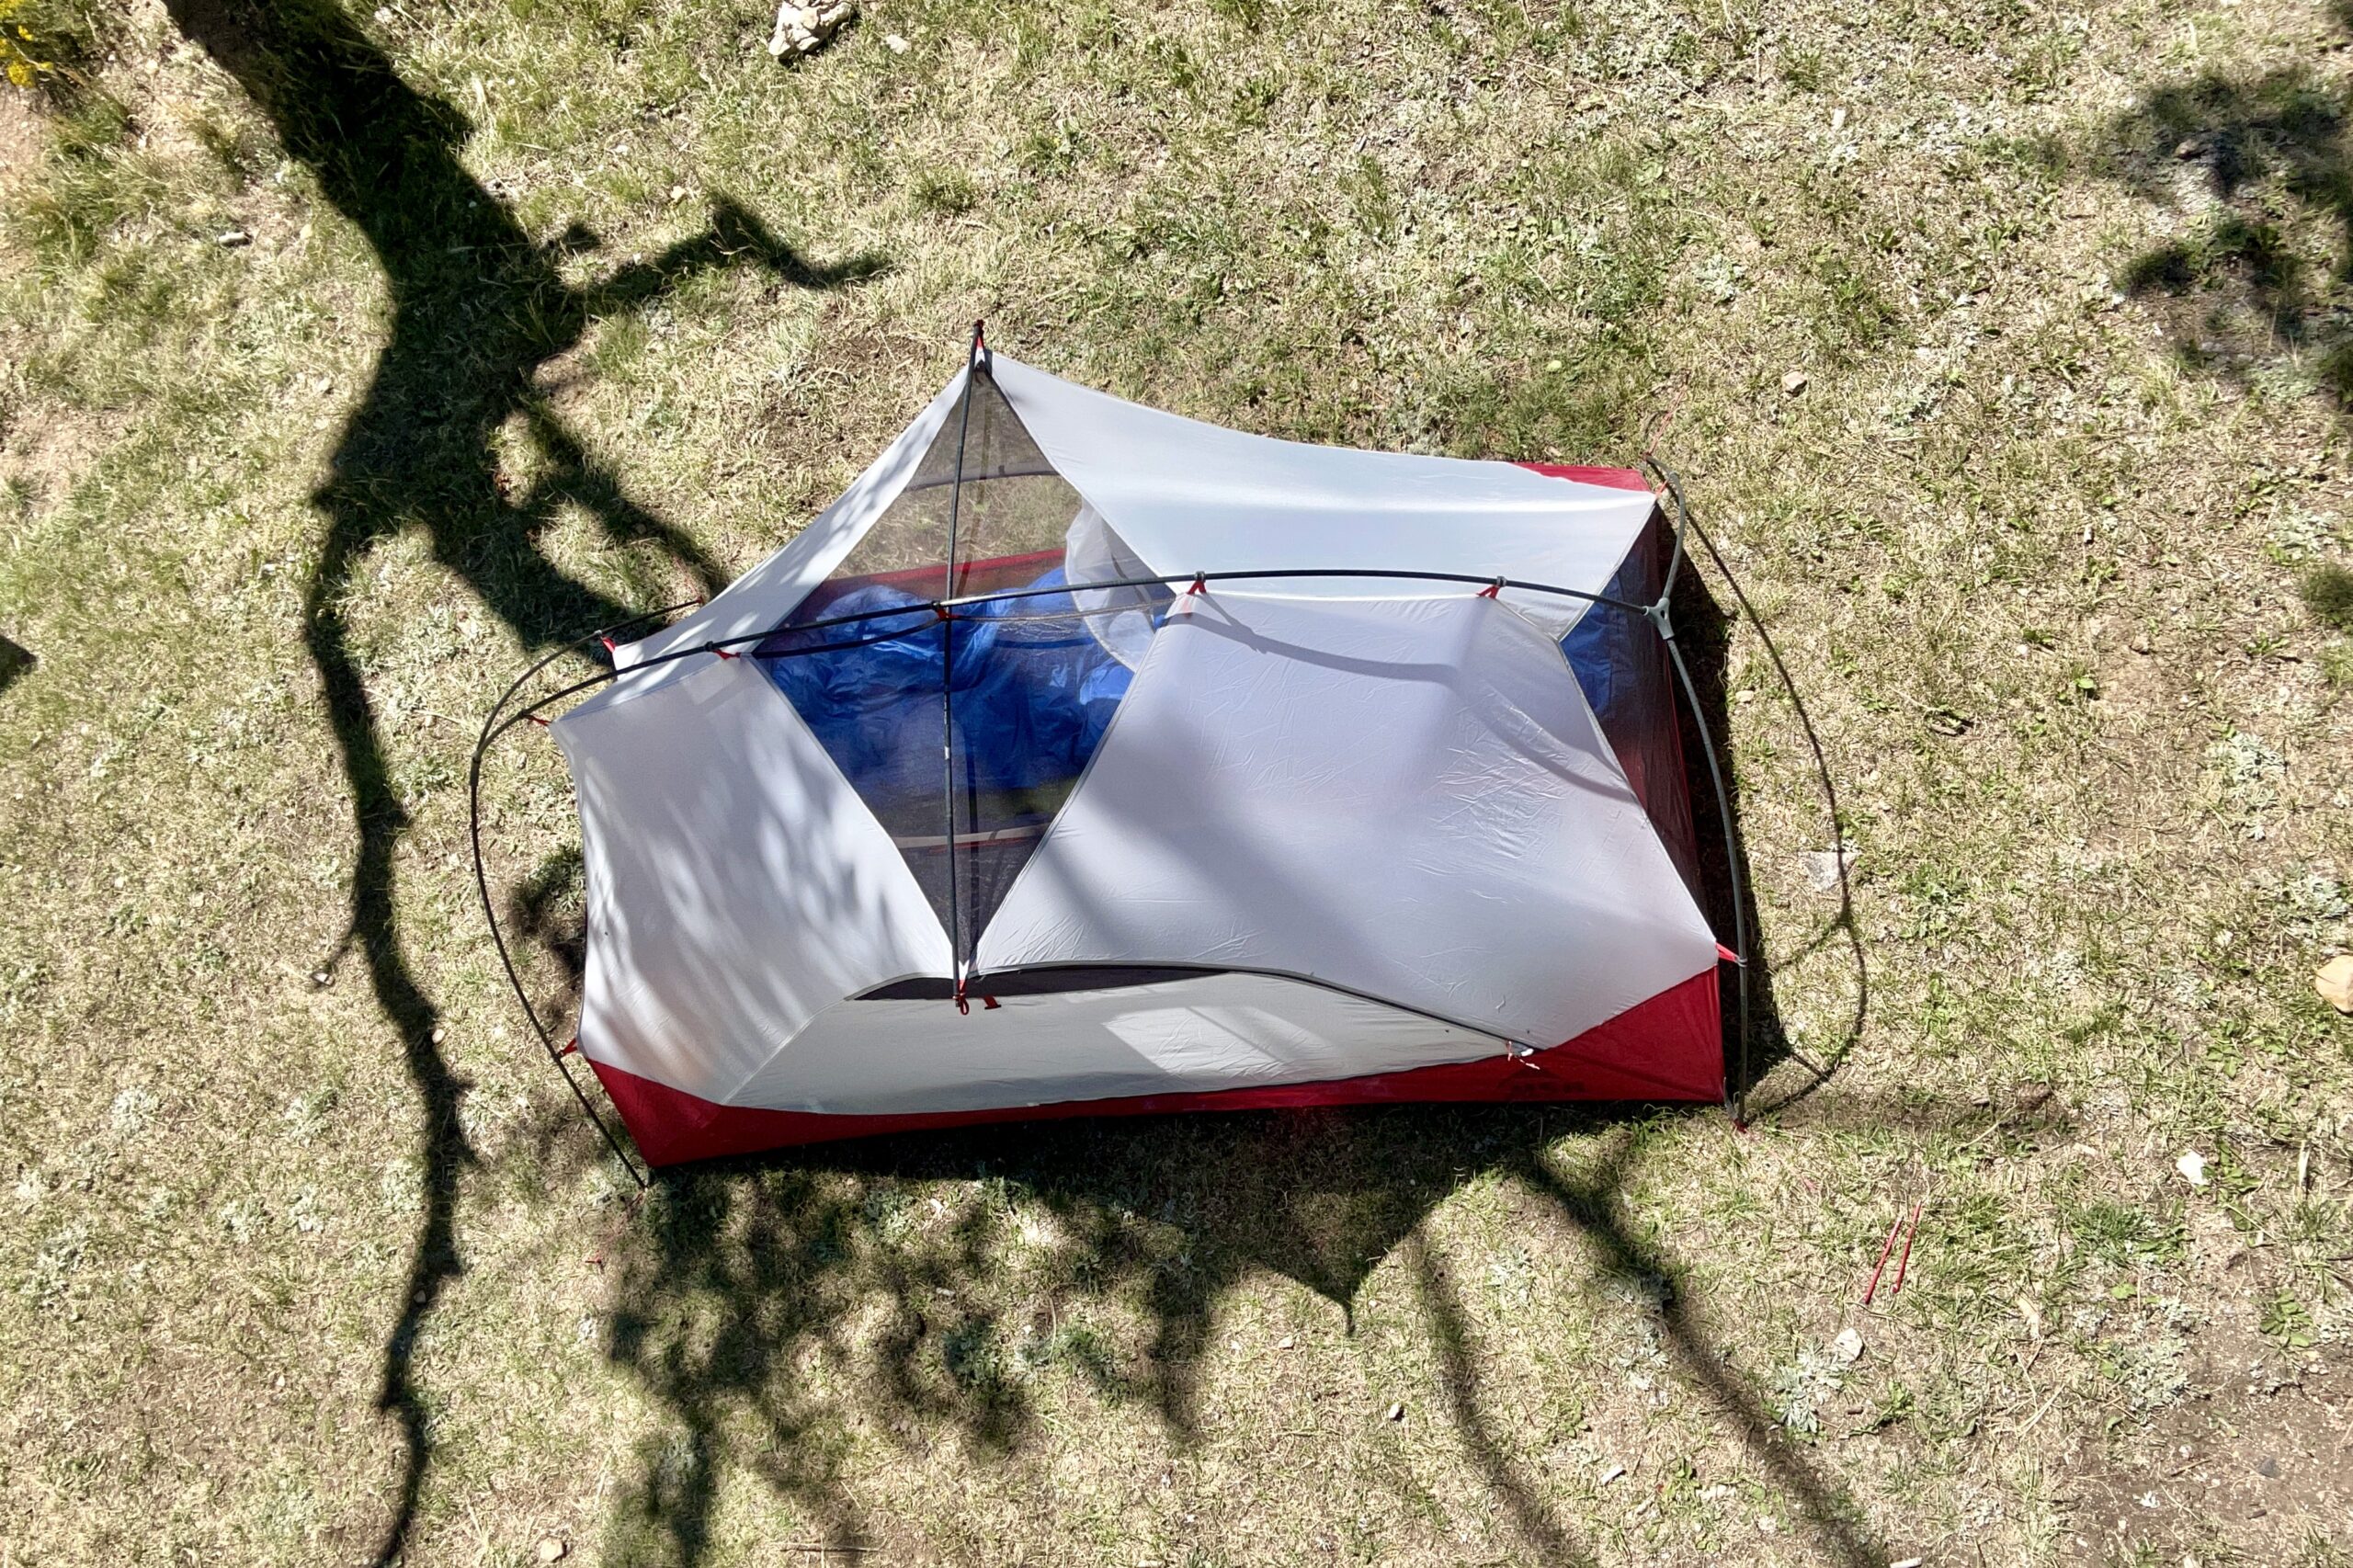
468, 599, 699, 1190
1641, 457, 1844, 1120
1636, 458, 1749, 1123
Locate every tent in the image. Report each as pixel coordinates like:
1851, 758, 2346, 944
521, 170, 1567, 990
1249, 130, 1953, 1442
529, 337, 1740, 1167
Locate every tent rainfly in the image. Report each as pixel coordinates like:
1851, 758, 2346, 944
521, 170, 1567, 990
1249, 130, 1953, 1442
522, 336, 1743, 1168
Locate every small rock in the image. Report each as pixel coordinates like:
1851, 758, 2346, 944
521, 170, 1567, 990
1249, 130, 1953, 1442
883, 31, 908, 51
2177, 1151, 2209, 1188
2016, 1295, 2044, 1340
1802, 846, 1856, 892
1758, 1516, 1778, 1535
310, 970, 331, 987
1277, 1335, 1294, 1349
2256, 1456, 2279, 1478
217, 230, 251, 247
1598, 1462, 1625, 1484
768, 0, 855, 58
1385, 1401, 1404, 1422
1781, 370, 1809, 397
1891, 1559, 1924, 1568
1830, 1327, 1865, 1366
2315, 954, 2353, 1014
537, 1540, 568, 1564
1830, 106, 1847, 131
429, 1025, 447, 1045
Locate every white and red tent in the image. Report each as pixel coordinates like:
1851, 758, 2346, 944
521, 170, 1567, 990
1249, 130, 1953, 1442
543, 344, 1733, 1165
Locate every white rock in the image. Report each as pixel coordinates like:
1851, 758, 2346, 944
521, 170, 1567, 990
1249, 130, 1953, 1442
884, 31, 909, 51
2176, 1151, 2209, 1188
1830, 1327, 1865, 1365
1802, 846, 1856, 892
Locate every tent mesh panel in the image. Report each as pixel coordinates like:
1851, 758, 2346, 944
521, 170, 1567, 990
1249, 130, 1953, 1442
754, 366, 1171, 970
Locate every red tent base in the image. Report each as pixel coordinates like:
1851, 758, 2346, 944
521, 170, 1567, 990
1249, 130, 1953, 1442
587, 968, 1723, 1167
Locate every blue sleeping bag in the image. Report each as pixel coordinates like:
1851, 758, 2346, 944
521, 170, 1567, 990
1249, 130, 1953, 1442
756, 569, 1134, 822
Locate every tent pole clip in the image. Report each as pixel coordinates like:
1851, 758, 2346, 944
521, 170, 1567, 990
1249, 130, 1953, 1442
1478, 577, 1506, 599
705, 642, 739, 662
1643, 597, 1676, 642
1186, 573, 1209, 596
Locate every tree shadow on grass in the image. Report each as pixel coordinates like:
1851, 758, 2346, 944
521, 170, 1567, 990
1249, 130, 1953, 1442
159, 1, 883, 1561
2094, 37, 2353, 406
585, 1081, 2058, 1566
0, 632, 31, 698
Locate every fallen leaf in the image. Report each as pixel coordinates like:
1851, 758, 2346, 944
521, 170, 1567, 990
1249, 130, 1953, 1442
2315, 955, 2353, 1014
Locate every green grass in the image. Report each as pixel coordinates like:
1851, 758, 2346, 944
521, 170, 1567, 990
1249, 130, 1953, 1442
3, 0, 2352, 1562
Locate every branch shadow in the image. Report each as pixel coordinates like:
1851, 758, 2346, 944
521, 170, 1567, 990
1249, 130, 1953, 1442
0, 632, 32, 698
159, 1, 883, 1560
589, 1081, 2063, 1566
2091, 28, 2353, 405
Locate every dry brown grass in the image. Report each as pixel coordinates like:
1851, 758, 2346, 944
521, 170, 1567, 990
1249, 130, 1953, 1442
1, 0, 2350, 1562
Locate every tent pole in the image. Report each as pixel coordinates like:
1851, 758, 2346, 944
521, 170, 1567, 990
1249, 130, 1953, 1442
1662, 631, 1751, 1127
938, 323, 986, 1001
469, 600, 698, 1191
1642, 458, 1753, 1127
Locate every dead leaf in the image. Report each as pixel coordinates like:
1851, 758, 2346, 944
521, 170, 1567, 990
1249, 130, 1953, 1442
2315, 954, 2353, 1014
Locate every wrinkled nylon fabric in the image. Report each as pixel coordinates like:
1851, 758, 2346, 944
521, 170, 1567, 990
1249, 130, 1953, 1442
620, 354, 1656, 662
977, 592, 1718, 1047
553, 656, 951, 1102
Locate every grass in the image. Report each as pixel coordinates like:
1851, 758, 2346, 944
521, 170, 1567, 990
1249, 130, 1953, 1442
2, 0, 2351, 1562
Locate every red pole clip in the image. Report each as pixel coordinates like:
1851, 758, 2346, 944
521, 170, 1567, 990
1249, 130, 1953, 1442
526, 714, 551, 728
1186, 573, 1208, 596
712, 645, 738, 661
557, 1036, 580, 1058
954, 976, 970, 1016
983, 994, 1001, 1011
1890, 1202, 1923, 1295
597, 634, 618, 653
1478, 577, 1506, 598
1860, 1211, 1902, 1305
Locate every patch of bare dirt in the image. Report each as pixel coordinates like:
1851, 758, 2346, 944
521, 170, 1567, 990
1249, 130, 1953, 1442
0, 89, 44, 194
0, 407, 112, 507
2062, 1324, 2353, 1562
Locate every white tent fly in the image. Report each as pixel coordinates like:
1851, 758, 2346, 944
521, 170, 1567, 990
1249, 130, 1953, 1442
516, 339, 1739, 1166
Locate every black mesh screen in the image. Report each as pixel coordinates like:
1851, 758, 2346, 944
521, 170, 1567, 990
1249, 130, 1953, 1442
753, 363, 1171, 975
